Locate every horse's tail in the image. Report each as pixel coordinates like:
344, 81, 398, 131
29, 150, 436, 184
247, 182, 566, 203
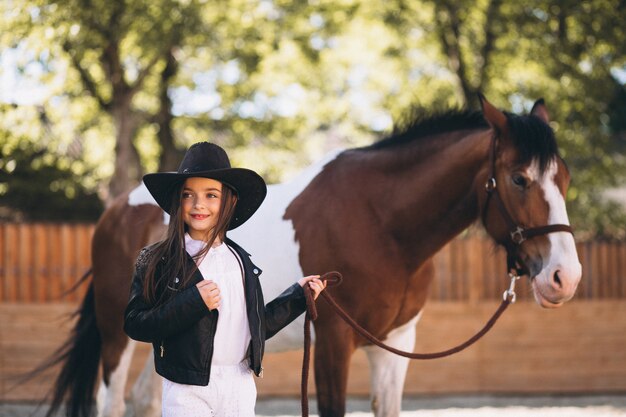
61, 267, 96, 298
45, 280, 101, 417
19, 268, 102, 417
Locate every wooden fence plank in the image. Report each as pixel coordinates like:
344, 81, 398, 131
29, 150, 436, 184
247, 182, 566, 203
589, 241, 597, 299
74, 224, 94, 301
574, 242, 586, 300
597, 242, 605, 298
24, 224, 34, 301
49, 224, 63, 301
610, 242, 620, 298
0, 223, 5, 301
4, 224, 18, 302
33, 224, 44, 302
15, 225, 24, 301
60, 224, 72, 299
465, 238, 482, 303
617, 242, 626, 298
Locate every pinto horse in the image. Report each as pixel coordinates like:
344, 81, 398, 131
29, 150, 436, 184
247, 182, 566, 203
40, 96, 581, 417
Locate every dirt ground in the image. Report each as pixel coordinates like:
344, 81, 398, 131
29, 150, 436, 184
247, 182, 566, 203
2, 394, 626, 416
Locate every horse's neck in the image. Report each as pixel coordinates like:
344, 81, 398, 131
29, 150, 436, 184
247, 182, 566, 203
347, 129, 491, 268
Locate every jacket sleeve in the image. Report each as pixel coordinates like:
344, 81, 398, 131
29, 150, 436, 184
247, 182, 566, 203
263, 282, 307, 340
123, 253, 210, 343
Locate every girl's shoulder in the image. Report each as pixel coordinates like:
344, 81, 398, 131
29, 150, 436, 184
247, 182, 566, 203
135, 241, 163, 270
224, 237, 251, 257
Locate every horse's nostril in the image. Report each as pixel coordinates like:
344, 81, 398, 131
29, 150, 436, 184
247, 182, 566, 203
553, 270, 562, 288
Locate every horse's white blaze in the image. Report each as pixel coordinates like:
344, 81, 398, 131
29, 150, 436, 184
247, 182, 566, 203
97, 339, 136, 417
530, 160, 581, 305
363, 312, 422, 417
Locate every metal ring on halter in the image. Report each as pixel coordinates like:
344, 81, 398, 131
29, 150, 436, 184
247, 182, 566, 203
503, 273, 520, 303
510, 226, 526, 245
485, 177, 497, 192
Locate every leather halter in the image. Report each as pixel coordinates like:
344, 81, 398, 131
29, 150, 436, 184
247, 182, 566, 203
481, 132, 574, 276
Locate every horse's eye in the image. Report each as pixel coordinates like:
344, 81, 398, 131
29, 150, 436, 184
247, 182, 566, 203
512, 174, 527, 188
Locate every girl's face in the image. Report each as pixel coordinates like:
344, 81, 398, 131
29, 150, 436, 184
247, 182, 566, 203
181, 177, 223, 241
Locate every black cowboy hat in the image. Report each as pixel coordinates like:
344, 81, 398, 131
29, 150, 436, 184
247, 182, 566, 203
143, 142, 267, 230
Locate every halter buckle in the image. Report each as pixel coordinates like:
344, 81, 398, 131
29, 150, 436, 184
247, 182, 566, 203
503, 273, 520, 303
485, 177, 496, 192
510, 226, 526, 244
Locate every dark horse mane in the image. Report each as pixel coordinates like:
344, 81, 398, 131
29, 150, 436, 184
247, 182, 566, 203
362, 107, 559, 174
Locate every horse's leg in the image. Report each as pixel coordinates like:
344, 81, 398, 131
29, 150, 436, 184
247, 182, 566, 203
363, 313, 421, 417
314, 321, 357, 417
96, 338, 136, 417
130, 348, 162, 417
94, 280, 134, 417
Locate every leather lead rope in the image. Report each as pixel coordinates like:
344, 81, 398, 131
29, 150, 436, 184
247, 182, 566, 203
301, 271, 517, 417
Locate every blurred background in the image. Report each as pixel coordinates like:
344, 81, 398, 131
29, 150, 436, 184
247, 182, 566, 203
1, 0, 625, 413
0, 0, 624, 234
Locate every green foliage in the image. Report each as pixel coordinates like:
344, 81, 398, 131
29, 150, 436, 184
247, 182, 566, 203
0, 133, 103, 221
0, 0, 624, 238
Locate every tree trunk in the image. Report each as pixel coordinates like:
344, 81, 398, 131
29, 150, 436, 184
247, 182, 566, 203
435, 1, 472, 107
108, 95, 141, 202
157, 48, 184, 172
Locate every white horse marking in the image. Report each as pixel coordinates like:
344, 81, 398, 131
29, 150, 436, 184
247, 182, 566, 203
530, 160, 581, 306
97, 339, 136, 417
128, 183, 169, 224
229, 150, 342, 352
130, 351, 162, 417
363, 312, 423, 417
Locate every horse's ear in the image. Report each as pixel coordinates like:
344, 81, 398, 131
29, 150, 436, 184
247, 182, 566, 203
530, 98, 550, 124
478, 93, 508, 135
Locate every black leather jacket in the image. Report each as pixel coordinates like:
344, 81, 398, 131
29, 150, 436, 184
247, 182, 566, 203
123, 237, 307, 386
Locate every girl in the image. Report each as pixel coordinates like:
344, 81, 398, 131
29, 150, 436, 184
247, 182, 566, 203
124, 142, 326, 417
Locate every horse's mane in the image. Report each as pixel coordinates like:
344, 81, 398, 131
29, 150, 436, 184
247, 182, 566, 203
361, 107, 559, 174
363, 108, 488, 151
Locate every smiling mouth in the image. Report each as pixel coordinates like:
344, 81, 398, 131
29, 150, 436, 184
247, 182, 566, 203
191, 214, 209, 220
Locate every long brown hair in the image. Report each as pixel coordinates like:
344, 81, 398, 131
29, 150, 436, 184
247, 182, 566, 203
142, 179, 238, 305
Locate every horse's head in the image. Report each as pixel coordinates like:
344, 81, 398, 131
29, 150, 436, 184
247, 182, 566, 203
478, 95, 581, 308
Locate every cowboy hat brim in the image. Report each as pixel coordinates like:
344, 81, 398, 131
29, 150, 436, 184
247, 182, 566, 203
143, 168, 267, 230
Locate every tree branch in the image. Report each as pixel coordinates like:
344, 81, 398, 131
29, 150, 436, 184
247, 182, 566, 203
62, 40, 111, 111
130, 54, 162, 93
477, 0, 503, 93
435, 1, 473, 106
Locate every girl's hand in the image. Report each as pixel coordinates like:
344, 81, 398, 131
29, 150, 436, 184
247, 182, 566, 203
197, 280, 221, 310
298, 275, 327, 300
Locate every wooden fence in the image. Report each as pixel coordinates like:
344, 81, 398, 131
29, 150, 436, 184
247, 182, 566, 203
0, 222, 625, 303
1, 222, 626, 401
0, 223, 94, 303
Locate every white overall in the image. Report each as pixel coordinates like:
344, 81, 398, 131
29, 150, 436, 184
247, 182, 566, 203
161, 235, 255, 417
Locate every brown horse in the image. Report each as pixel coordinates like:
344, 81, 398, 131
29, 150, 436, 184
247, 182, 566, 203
39, 96, 580, 417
